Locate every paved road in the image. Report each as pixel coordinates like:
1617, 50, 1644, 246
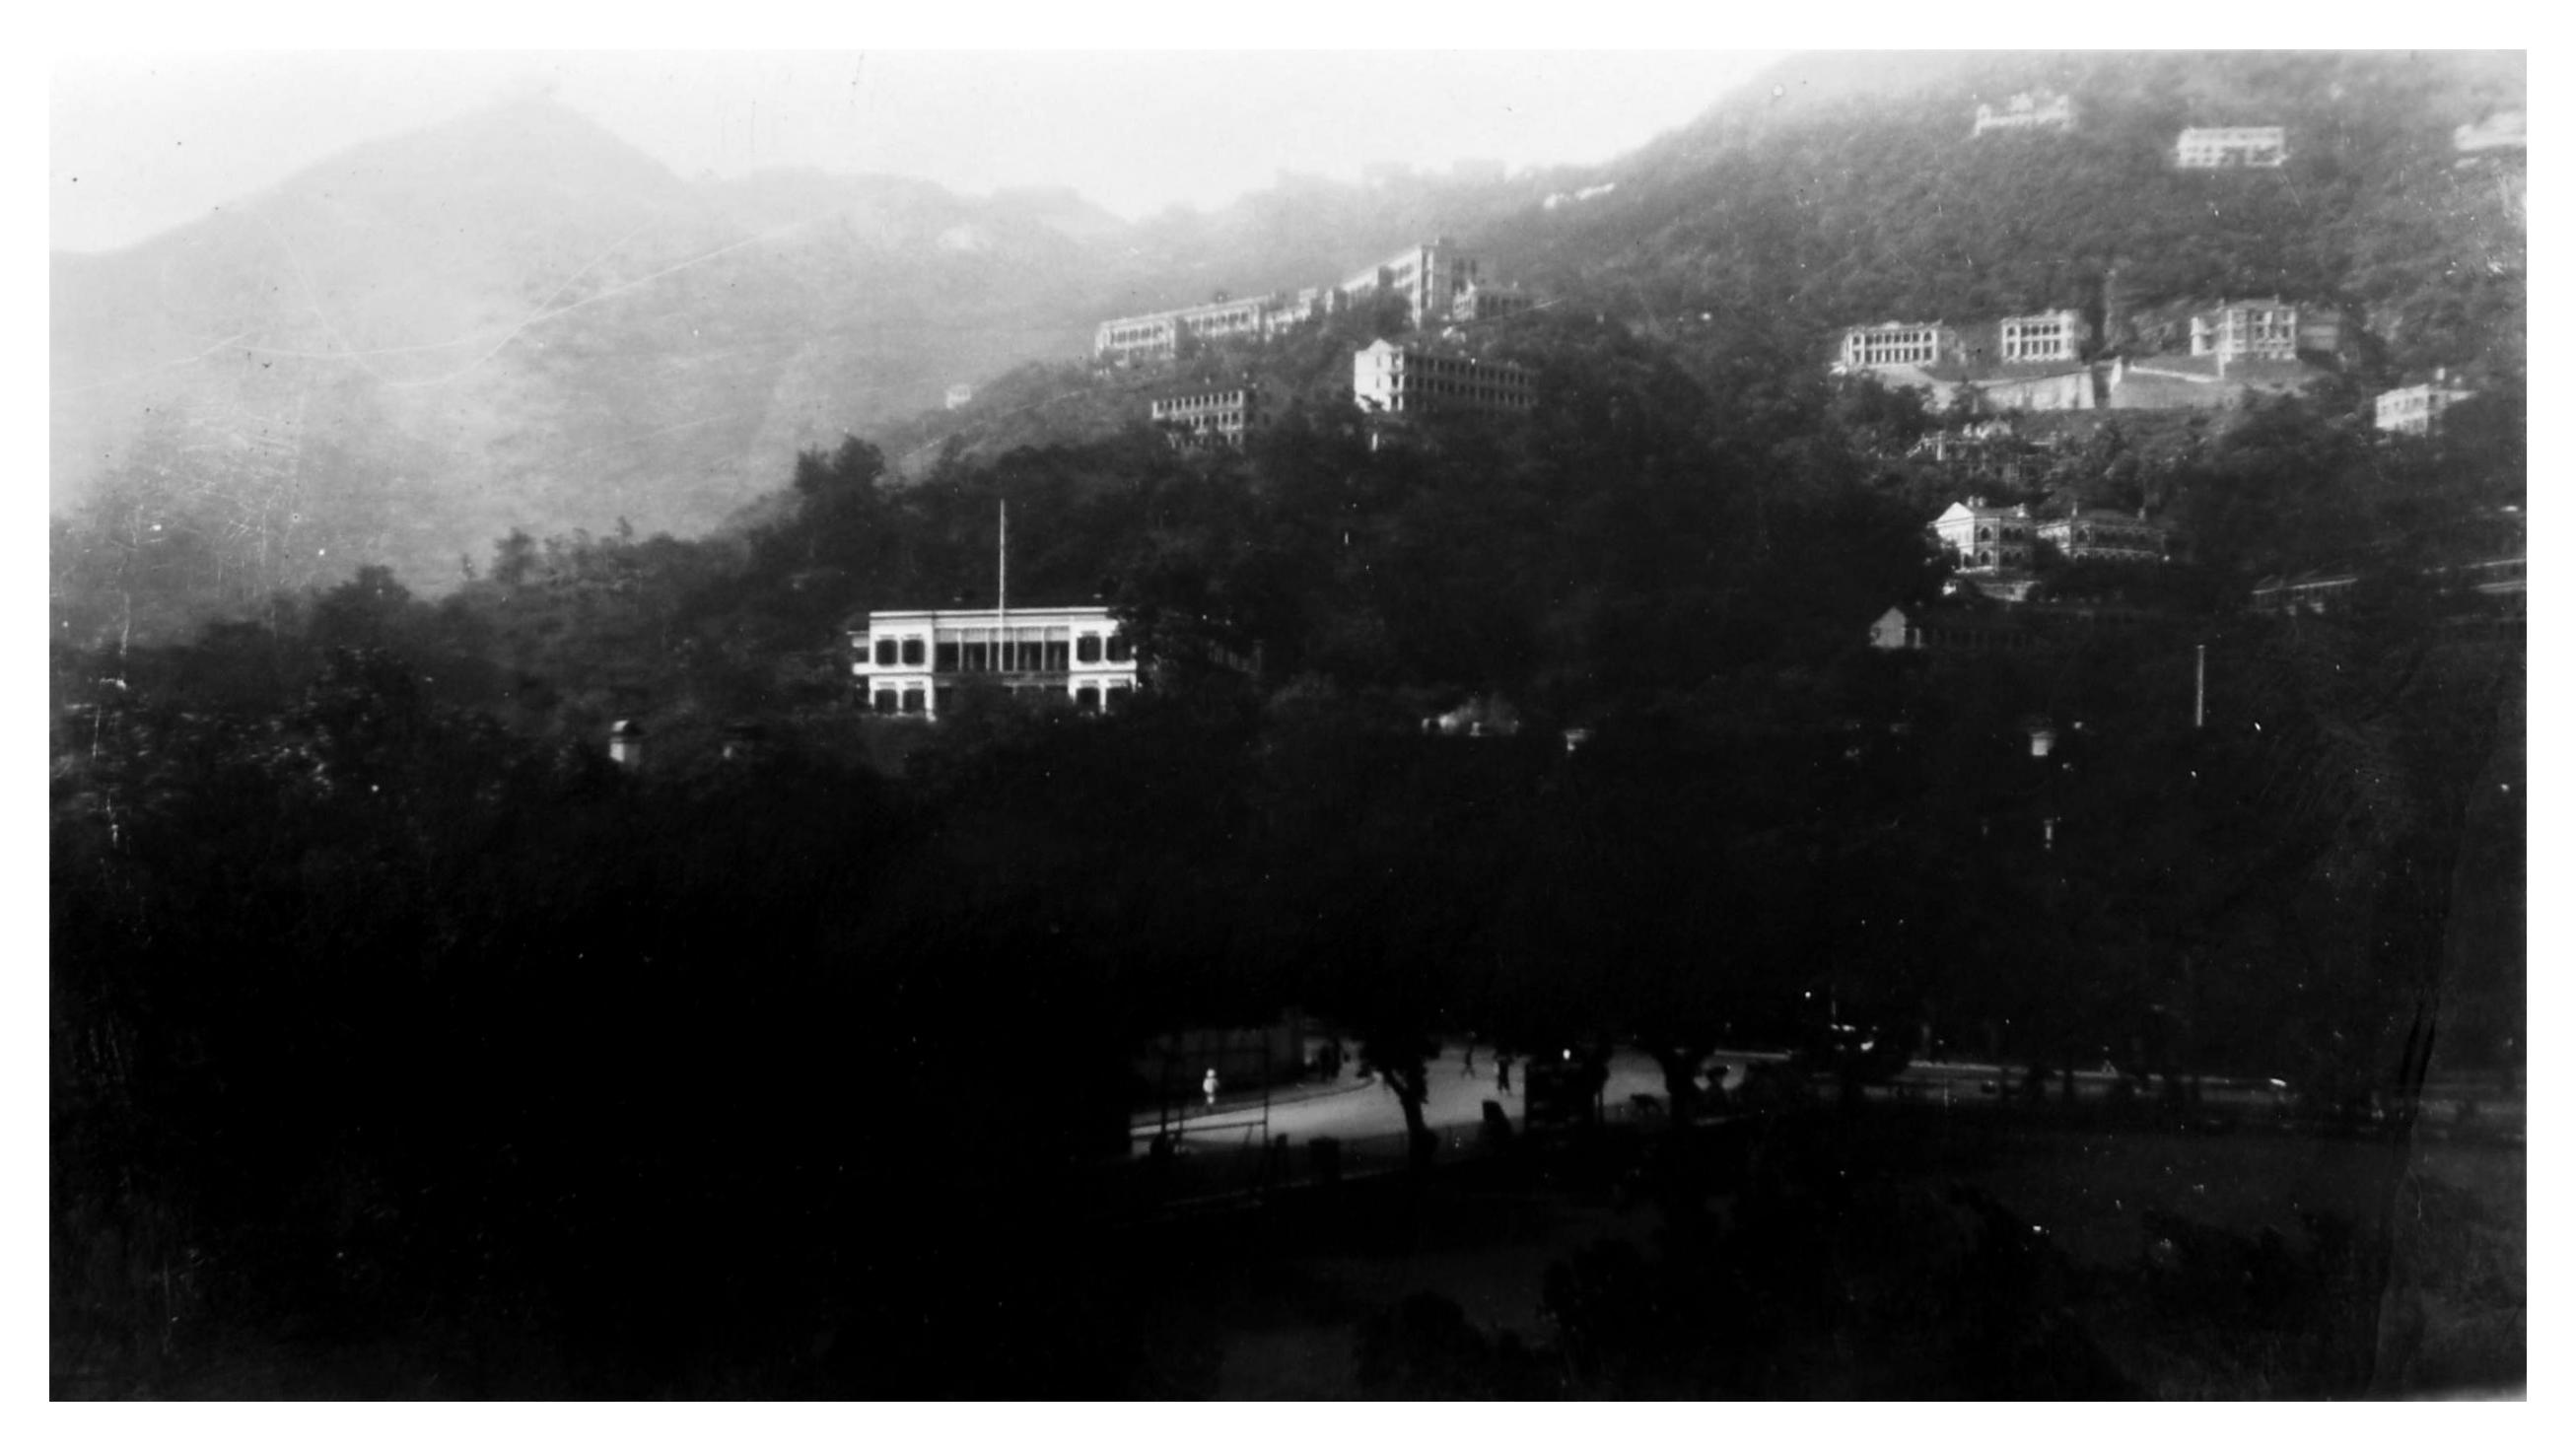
1130, 1042, 2519, 1160
1130, 1041, 1775, 1156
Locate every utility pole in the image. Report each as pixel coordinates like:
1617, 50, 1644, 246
2194, 644, 2207, 729
997, 499, 1009, 669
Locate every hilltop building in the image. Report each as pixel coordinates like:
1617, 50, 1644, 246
1353, 339, 1536, 419
2176, 126, 2288, 169
2039, 509, 2170, 564
1094, 289, 1339, 366
945, 383, 974, 410
1152, 387, 1261, 450
1837, 312, 2092, 413
1933, 499, 2036, 573
2191, 300, 2297, 362
2376, 375, 2477, 436
1542, 182, 1618, 210
1341, 238, 1485, 327
1092, 237, 1500, 366
1838, 320, 1964, 373
2188, 299, 2342, 365
1973, 91, 2077, 136
2454, 109, 2526, 157
1452, 282, 1534, 323
1910, 421, 2034, 474
853, 606, 1139, 721
1998, 310, 2089, 363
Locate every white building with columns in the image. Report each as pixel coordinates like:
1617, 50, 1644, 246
853, 606, 1139, 720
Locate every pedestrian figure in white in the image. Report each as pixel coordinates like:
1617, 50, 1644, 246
1203, 1067, 1218, 1108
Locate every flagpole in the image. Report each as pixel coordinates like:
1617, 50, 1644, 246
998, 499, 1009, 668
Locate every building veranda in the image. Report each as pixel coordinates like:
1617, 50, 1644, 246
853, 605, 1140, 720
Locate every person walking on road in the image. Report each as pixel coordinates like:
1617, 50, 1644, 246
1497, 1052, 1514, 1093
1203, 1068, 1219, 1109
1462, 1039, 1477, 1077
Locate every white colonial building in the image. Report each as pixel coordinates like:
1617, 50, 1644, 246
1095, 289, 1337, 366
1998, 310, 2088, 363
2375, 377, 2477, 436
2191, 300, 2304, 364
853, 606, 1139, 720
2176, 126, 2288, 169
1452, 282, 1534, 323
1152, 387, 1261, 450
1972, 91, 2077, 136
1837, 321, 1964, 373
2038, 509, 2170, 564
1341, 237, 1484, 326
1353, 339, 1536, 419
1933, 500, 2036, 573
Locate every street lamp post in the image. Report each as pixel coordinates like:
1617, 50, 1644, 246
2023, 716, 2060, 851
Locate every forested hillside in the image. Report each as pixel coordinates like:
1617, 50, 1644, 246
1496, 50, 2524, 371
52, 51, 2524, 1397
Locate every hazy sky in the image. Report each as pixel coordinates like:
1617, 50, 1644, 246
49, 50, 1788, 253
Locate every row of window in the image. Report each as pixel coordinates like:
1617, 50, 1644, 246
870, 634, 1133, 669
869, 681, 1134, 716
1846, 334, 1944, 365
1376, 354, 1531, 381
1153, 391, 1255, 416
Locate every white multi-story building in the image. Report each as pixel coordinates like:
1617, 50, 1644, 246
1998, 310, 2088, 363
1972, 91, 2077, 136
944, 383, 974, 410
1151, 387, 1260, 450
2176, 126, 2288, 169
2455, 110, 2526, 157
2038, 509, 2169, 564
1094, 290, 1331, 366
1838, 321, 1963, 373
1933, 500, 2036, 573
852, 606, 1139, 720
2376, 378, 2477, 436
1452, 282, 1534, 323
1341, 238, 1484, 326
2191, 300, 2302, 363
1352, 339, 1536, 419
